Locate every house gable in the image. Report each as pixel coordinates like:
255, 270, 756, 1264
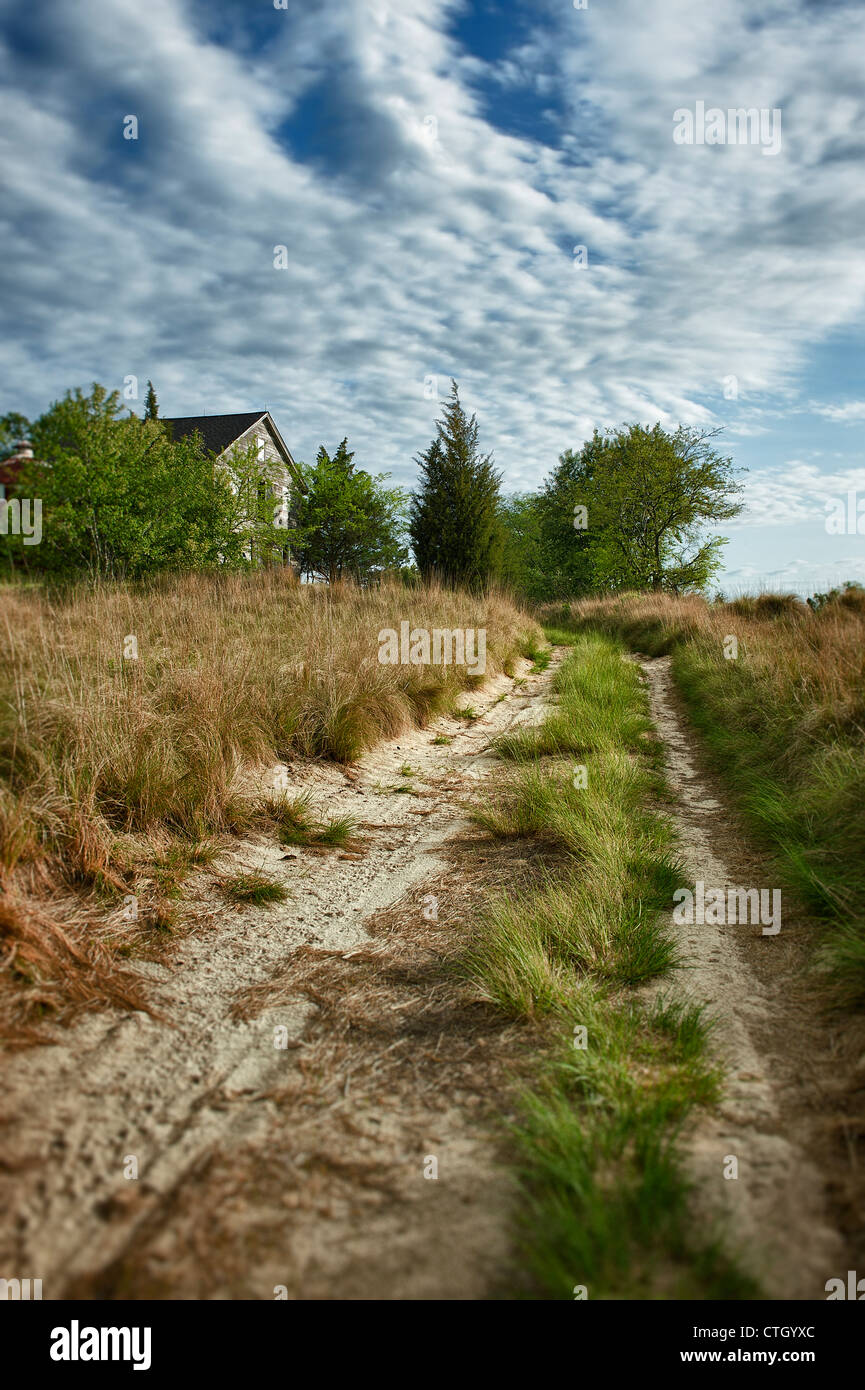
163, 412, 306, 492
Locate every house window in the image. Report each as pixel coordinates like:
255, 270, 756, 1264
256, 436, 266, 463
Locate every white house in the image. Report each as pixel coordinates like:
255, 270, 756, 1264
163, 410, 306, 564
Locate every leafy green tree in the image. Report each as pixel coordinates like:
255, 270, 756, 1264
289, 438, 408, 584
498, 425, 743, 601
497, 493, 544, 597
583, 423, 743, 593
409, 382, 503, 588
143, 381, 159, 421
8, 384, 254, 578
203, 435, 291, 570
534, 441, 600, 597
0, 411, 32, 461
498, 441, 601, 601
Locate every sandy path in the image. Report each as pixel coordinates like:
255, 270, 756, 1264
3, 645, 857, 1300
0, 653, 564, 1297
639, 655, 852, 1299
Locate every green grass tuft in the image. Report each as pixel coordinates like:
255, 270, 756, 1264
264, 792, 356, 848
219, 871, 288, 905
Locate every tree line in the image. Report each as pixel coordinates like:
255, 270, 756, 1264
0, 379, 743, 595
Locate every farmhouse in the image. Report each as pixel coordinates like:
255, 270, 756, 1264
163, 410, 307, 563
163, 410, 305, 495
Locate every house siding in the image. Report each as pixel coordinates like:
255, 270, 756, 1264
222, 419, 298, 568
162, 411, 302, 570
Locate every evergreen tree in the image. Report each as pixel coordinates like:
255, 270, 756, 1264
409, 382, 502, 588
289, 438, 407, 584
143, 380, 158, 421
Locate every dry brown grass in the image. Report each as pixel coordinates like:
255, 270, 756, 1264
0, 571, 540, 1039
0, 891, 153, 1045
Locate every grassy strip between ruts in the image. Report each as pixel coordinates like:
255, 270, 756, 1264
462, 632, 757, 1299
545, 591, 865, 1006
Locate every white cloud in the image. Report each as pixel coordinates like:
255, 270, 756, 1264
736, 461, 865, 526
722, 554, 865, 597
809, 400, 865, 423
0, 0, 863, 521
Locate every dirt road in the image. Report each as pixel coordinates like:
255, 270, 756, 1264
1, 647, 860, 1299
0, 653, 563, 1299
640, 655, 861, 1299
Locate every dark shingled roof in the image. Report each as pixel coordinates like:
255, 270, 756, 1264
161, 411, 306, 490
162, 412, 267, 456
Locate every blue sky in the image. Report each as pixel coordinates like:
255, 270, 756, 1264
1, 0, 864, 594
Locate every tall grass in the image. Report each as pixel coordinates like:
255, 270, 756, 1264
0, 571, 540, 1036
547, 589, 865, 1002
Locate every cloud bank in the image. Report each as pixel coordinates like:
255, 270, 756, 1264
1, 0, 864, 583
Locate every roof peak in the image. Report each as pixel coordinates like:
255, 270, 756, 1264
162, 411, 267, 423
161, 411, 305, 489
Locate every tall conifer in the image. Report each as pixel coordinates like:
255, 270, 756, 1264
409, 381, 502, 588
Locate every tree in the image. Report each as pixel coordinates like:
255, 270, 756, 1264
8, 384, 253, 578
534, 441, 601, 598
497, 439, 606, 601
207, 435, 292, 570
0, 411, 32, 461
409, 382, 503, 589
289, 438, 408, 584
497, 493, 547, 599
583, 423, 743, 593
143, 381, 158, 421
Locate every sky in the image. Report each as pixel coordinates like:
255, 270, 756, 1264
1, 0, 864, 595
